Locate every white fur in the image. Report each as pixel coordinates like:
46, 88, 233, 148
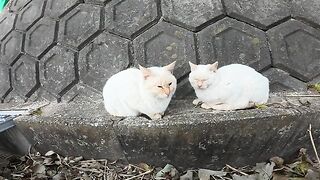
103, 64, 177, 119
189, 63, 269, 110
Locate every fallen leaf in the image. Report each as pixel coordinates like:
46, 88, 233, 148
254, 162, 275, 179
305, 169, 320, 180
138, 162, 153, 171
233, 174, 258, 180
32, 164, 46, 174
156, 164, 179, 180
180, 170, 193, 180
45, 150, 55, 156
198, 169, 227, 180
308, 83, 320, 93
255, 104, 268, 109
270, 157, 284, 167
52, 173, 65, 180
233, 162, 275, 180
43, 157, 53, 165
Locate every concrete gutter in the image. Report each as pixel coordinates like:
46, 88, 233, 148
2, 93, 320, 170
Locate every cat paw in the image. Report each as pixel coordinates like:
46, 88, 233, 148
193, 99, 201, 105
150, 113, 162, 120
201, 103, 212, 109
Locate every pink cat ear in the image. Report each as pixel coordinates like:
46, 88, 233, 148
139, 64, 151, 79
164, 61, 176, 73
189, 61, 197, 71
209, 61, 218, 72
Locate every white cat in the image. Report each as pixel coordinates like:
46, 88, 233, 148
103, 62, 177, 120
188, 62, 269, 110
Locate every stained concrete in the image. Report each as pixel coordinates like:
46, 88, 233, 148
1, 93, 319, 170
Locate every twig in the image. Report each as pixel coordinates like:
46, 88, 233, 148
129, 164, 146, 172
72, 167, 102, 174
124, 169, 153, 180
307, 124, 320, 164
103, 160, 107, 180
225, 164, 249, 176
284, 95, 320, 97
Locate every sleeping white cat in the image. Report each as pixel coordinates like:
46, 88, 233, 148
188, 62, 269, 110
103, 62, 177, 120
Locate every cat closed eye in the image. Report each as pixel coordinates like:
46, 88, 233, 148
168, 82, 172, 86
157, 86, 163, 88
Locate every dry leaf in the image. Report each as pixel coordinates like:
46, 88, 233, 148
233, 162, 275, 180
305, 169, 320, 180
52, 173, 65, 180
138, 162, 153, 171
156, 164, 179, 180
32, 164, 46, 174
254, 162, 275, 179
270, 157, 284, 167
180, 170, 193, 180
198, 169, 227, 180
45, 150, 55, 156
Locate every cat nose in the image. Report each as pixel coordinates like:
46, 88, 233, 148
197, 81, 203, 88
164, 87, 170, 96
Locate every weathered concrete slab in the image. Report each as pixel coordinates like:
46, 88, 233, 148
133, 21, 196, 80
25, 17, 56, 58
8, 0, 31, 12
3, 94, 320, 170
197, 17, 271, 71
263, 68, 307, 92
267, 19, 320, 82
85, 0, 109, 6
0, 12, 16, 41
291, 0, 320, 27
79, 31, 131, 92
15, 0, 45, 31
0, 30, 23, 66
115, 97, 320, 170
1, 0, 320, 102
162, 0, 224, 31
45, 0, 79, 19
0, 64, 12, 102
224, 0, 290, 29
11, 55, 40, 99
58, 4, 102, 49
40, 46, 78, 101
12, 101, 127, 162
105, 0, 159, 39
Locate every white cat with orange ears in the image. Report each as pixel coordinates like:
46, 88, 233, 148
189, 62, 269, 111
103, 62, 177, 120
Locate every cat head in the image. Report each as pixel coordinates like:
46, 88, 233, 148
188, 61, 218, 90
139, 61, 177, 99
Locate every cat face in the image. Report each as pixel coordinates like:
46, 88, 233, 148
140, 62, 177, 99
188, 62, 218, 90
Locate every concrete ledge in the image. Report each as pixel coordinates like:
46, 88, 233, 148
3, 94, 320, 170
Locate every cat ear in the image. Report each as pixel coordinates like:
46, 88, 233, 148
209, 61, 218, 72
139, 64, 151, 79
164, 61, 176, 73
189, 61, 197, 71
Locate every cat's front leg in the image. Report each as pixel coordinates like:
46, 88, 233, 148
192, 99, 202, 105
148, 113, 162, 120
